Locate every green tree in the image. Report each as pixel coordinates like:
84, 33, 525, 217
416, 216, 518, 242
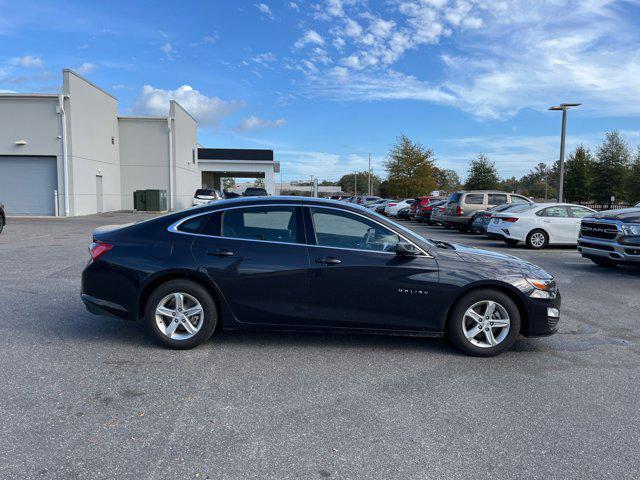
384, 134, 437, 197
222, 177, 236, 190
564, 145, 595, 202
592, 131, 631, 203
626, 147, 640, 205
433, 167, 461, 193
338, 171, 382, 195
464, 154, 500, 190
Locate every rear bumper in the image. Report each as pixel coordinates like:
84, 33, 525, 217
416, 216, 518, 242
522, 294, 562, 337
578, 237, 640, 263
82, 293, 134, 321
442, 215, 471, 226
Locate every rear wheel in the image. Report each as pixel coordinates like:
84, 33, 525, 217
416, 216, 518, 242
588, 256, 618, 268
526, 229, 548, 249
145, 279, 218, 349
0, 216, 4, 234
447, 289, 521, 356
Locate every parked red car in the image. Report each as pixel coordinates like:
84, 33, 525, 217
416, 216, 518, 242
411, 196, 445, 219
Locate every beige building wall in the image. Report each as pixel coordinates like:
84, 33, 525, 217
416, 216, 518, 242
170, 101, 200, 211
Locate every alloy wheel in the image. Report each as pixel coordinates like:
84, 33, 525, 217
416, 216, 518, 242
530, 232, 546, 248
155, 292, 204, 340
461, 300, 511, 348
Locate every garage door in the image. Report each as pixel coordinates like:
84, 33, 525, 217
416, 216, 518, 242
0, 156, 57, 215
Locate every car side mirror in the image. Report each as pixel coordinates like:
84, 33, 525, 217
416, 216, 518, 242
396, 241, 421, 256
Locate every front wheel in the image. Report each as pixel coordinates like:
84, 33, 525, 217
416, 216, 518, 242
447, 289, 521, 356
145, 279, 218, 349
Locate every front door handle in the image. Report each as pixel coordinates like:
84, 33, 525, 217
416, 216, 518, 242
315, 256, 341, 265
207, 248, 234, 257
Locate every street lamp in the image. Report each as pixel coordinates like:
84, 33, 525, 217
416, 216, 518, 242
548, 103, 581, 202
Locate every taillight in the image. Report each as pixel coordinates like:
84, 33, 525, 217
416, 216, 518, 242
456, 206, 463, 216
502, 217, 519, 223
89, 241, 113, 261
388, 203, 397, 207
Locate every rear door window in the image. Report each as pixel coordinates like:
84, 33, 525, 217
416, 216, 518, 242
465, 194, 484, 205
510, 195, 530, 204
539, 206, 569, 217
568, 206, 595, 218
488, 194, 507, 205
221, 206, 301, 243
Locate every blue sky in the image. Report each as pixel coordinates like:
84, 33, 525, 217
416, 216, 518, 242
2, 0, 640, 182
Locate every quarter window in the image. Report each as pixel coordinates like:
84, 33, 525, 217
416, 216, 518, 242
310, 208, 400, 253
221, 206, 300, 243
465, 194, 484, 205
488, 194, 508, 205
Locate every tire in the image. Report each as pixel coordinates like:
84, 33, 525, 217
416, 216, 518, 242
588, 256, 618, 268
0, 216, 4, 234
504, 238, 519, 246
145, 279, 218, 349
444, 224, 453, 230
526, 229, 548, 249
447, 289, 521, 357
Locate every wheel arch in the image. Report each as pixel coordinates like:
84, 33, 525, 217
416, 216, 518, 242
443, 281, 530, 336
137, 269, 230, 328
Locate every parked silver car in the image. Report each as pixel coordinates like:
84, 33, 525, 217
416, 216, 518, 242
442, 190, 532, 231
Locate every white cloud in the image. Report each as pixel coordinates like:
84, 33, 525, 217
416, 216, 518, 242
252, 52, 277, 65
236, 115, 286, 132
202, 35, 218, 44
294, 30, 325, 49
255, 3, 274, 19
132, 85, 244, 128
160, 42, 175, 58
9, 55, 43, 68
0, 89, 18, 93
75, 62, 96, 75
288, 1, 299, 10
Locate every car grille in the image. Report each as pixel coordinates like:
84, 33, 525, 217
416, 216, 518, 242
580, 222, 618, 240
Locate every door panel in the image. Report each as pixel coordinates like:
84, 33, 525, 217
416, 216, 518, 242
191, 206, 310, 325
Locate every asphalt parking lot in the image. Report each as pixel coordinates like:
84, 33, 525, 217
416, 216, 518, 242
1, 212, 639, 480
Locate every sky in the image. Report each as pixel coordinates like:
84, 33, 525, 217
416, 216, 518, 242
2, 0, 640, 183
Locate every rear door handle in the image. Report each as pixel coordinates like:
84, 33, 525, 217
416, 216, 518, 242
207, 248, 234, 257
315, 256, 341, 265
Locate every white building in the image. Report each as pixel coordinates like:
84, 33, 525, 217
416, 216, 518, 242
0, 69, 278, 216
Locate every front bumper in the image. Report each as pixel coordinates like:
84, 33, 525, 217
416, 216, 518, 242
578, 236, 640, 263
522, 293, 562, 337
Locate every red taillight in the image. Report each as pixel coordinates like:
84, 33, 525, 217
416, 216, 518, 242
502, 217, 519, 223
388, 203, 397, 207
89, 241, 113, 261
425, 206, 433, 211
456, 206, 463, 216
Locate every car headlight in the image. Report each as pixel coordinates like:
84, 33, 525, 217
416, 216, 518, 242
526, 278, 557, 299
622, 224, 640, 235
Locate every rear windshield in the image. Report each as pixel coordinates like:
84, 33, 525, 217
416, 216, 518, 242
244, 188, 267, 194
195, 189, 216, 196
448, 192, 462, 202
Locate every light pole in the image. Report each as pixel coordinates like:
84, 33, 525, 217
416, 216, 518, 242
549, 103, 580, 202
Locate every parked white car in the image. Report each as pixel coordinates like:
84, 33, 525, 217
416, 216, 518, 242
486, 203, 596, 249
384, 199, 414, 217
192, 188, 222, 206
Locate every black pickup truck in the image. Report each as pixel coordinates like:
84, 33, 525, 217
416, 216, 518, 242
578, 205, 640, 267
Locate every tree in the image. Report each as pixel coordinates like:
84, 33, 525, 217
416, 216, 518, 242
592, 131, 631, 203
564, 145, 595, 202
222, 177, 236, 190
626, 147, 640, 205
433, 167, 461, 193
384, 134, 437, 197
338, 171, 381, 195
254, 178, 265, 188
464, 154, 500, 190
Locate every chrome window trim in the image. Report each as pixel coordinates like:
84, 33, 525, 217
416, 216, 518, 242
167, 202, 432, 257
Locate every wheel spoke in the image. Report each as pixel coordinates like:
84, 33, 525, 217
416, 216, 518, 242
483, 328, 497, 346
156, 306, 175, 318
173, 293, 184, 311
466, 324, 483, 339
465, 309, 483, 324
183, 305, 203, 318
484, 301, 496, 319
164, 319, 180, 337
491, 318, 510, 328
180, 317, 198, 335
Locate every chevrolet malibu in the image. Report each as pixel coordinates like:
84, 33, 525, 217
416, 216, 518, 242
82, 197, 560, 356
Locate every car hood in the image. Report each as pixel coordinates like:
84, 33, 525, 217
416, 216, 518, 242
445, 243, 552, 279
589, 208, 640, 223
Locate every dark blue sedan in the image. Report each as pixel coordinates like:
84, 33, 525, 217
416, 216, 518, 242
82, 197, 560, 356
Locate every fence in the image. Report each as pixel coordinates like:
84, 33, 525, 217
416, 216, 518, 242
576, 202, 630, 211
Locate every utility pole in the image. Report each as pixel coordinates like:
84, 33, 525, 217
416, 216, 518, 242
354, 173, 357, 196
368, 153, 372, 195
549, 103, 581, 202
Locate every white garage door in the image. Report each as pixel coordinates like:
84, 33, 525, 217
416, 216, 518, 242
0, 156, 58, 215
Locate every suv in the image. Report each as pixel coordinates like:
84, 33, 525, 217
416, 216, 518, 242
578, 206, 640, 267
242, 187, 268, 196
193, 189, 222, 206
442, 191, 532, 231
356, 195, 382, 206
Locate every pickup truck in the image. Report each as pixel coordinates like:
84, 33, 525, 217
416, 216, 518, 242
578, 206, 640, 267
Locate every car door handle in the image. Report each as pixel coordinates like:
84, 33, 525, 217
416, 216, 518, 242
206, 248, 234, 257
315, 256, 342, 265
